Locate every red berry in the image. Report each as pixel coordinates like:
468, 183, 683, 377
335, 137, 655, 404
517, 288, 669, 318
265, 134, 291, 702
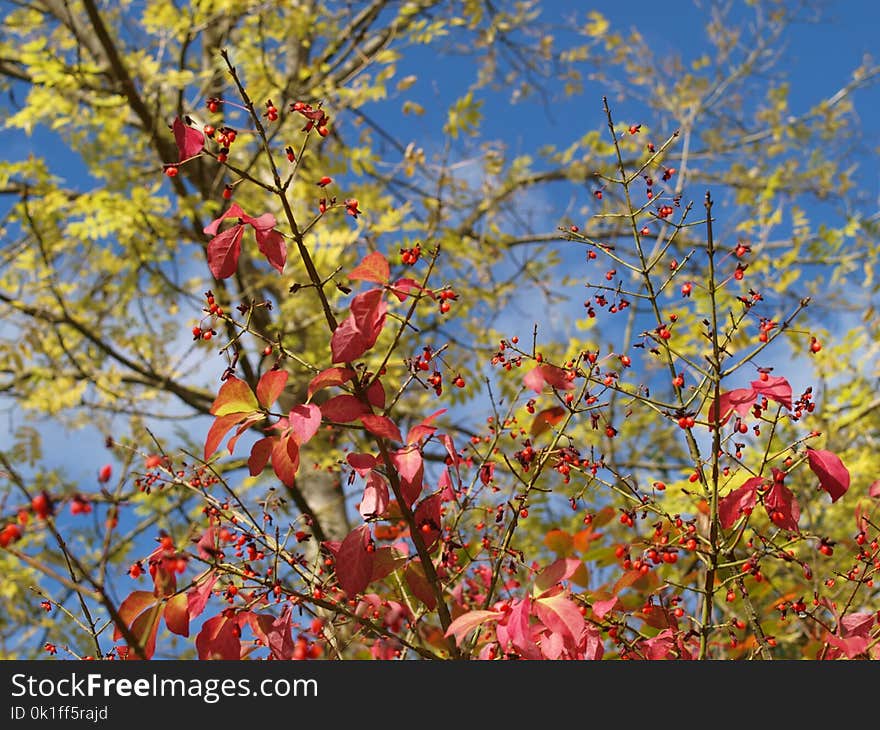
98, 464, 112, 483
681, 282, 692, 297
202, 330, 213, 341
317, 176, 332, 187
519, 509, 528, 519
165, 166, 178, 177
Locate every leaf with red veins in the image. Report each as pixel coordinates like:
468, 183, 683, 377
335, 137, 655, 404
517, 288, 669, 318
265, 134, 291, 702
403, 562, 436, 610
707, 388, 756, 427
320, 394, 370, 423
288, 403, 322, 445
206, 225, 245, 279
187, 573, 217, 621
172, 117, 205, 160
389, 277, 423, 302
248, 437, 273, 476
210, 375, 260, 416
196, 614, 241, 660
750, 376, 793, 410
523, 364, 575, 393
534, 557, 583, 595
307, 367, 356, 399
255, 227, 286, 273
413, 494, 442, 550
256, 369, 288, 410
444, 610, 505, 645
271, 435, 300, 487
336, 525, 374, 598
360, 414, 402, 443
806, 448, 851, 503
359, 472, 389, 519
163, 592, 190, 637
764, 478, 800, 532
719, 476, 762, 529
349, 251, 390, 284
346, 452, 377, 476
204, 413, 249, 460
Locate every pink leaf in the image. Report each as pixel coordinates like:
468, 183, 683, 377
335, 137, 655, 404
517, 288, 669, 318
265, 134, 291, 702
321, 394, 369, 423
359, 472, 389, 519
534, 592, 585, 644
248, 437, 273, 476
330, 289, 387, 363
764, 475, 800, 532
582, 625, 604, 660
523, 364, 575, 393
751, 376, 793, 410
346, 453, 377, 476
806, 448, 851, 503
535, 557, 582, 595
256, 369, 288, 410
336, 525, 374, 597
243, 212, 276, 231
349, 251, 390, 284
172, 117, 204, 161
289, 403, 322, 445
389, 277, 422, 302
719, 476, 762, 529
390, 446, 423, 484
707, 388, 756, 427
203, 203, 247, 237
413, 494, 442, 549
498, 596, 541, 660
840, 612, 874, 638
195, 527, 219, 561
445, 610, 504, 645
255, 227, 287, 273
825, 631, 869, 660
307, 367, 355, 399
360, 414, 402, 442
206, 224, 245, 279
870, 480, 880, 499
592, 596, 618, 620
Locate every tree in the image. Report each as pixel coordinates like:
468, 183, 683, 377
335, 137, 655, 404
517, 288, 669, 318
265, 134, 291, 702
0, 0, 877, 659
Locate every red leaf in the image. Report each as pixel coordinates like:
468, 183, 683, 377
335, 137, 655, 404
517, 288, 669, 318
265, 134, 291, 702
404, 562, 436, 610
751, 376, 793, 410
206, 224, 245, 280
336, 525, 374, 597
204, 413, 248, 460
534, 592, 585, 644
255, 227, 287, 273
346, 452, 377, 476
360, 414, 402, 442
248, 437, 273, 476
390, 446, 423, 483
349, 251, 390, 284
592, 596, 618, 620
209, 375, 259, 416
243, 211, 276, 231
271, 435, 299, 487
164, 592, 190, 637
806, 448, 851, 503
445, 610, 504, 645
764, 478, 800, 532
825, 631, 869, 659
187, 573, 217, 620
172, 117, 204, 160
870, 480, 880, 499
321, 394, 369, 422
366, 379, 386, 409
523, 364, 575, 393
196, 614, 241, 660
330, 289, 387, 363
114, 591, 158, 642
256, 369, 288, 409
308, 367, 355, 399
534, 557, 582, 595
225, 414, 264, 455
707, 388, 756, 427
289, 403, 322, 445
407, 408, 447, 445
413, 494, 442, 550
370, 547, 406, 583
203, 203, 247, 236
530, 406, 567, 437
389, 277, 422, 302
329, 315, 367, 364
841, 612, 874, 638
359, 472, 389, 519
126, 602, 161, 659
719, 476, 762, 529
